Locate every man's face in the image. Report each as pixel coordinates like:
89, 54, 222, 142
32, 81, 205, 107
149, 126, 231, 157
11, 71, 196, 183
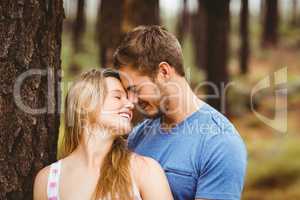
118, 66, 162, 119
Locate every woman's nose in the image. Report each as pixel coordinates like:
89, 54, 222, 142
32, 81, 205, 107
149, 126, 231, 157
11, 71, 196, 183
128, 91, 138, 104
124, 99, 134, 110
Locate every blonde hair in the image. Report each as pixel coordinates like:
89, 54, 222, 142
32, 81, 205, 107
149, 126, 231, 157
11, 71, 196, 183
60, 69, 133, 200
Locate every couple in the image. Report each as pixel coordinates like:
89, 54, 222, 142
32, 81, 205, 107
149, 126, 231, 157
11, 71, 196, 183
34, 26, 247, 200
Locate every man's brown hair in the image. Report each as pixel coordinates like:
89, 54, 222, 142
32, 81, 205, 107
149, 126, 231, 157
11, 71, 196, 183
113, 25, 185, 77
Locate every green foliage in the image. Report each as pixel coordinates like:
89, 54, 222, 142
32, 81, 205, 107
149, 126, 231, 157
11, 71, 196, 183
246, 138, 300, 187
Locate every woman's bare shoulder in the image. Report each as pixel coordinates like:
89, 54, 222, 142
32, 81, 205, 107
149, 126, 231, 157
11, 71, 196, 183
130, 153, 173, 199
35, 165, 51, 184
130, 153, 163, 173
33, 164, 51, 200
130, 153, 166, 185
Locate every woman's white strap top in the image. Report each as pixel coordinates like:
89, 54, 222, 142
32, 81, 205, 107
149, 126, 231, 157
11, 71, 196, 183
47, 160, 62, 200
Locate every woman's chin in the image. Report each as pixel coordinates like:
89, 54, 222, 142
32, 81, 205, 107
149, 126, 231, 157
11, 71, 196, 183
118, 118, 132, 134
118, 124, 132, 135
100, 117, 132, 134
108, 123, 132, 136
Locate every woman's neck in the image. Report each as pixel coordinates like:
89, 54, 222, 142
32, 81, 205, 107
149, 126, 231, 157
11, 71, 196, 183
74, 129, 115, 170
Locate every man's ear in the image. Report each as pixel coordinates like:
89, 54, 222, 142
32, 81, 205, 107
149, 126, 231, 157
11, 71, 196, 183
157, 62, 173, 82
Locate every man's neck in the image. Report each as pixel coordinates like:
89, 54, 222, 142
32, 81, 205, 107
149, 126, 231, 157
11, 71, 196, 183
160, 78, 204, 130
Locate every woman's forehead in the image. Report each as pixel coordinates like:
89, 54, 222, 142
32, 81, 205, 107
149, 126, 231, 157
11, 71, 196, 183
105, 77, 125, 92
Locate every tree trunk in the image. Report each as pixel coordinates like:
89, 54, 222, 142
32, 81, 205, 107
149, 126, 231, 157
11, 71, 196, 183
201, 0, 230, 113
240, 0, 250, 74
261, 0, 279, 48
96, 0, 160, 68
96, 0, 124, 68
0, 0, 64, 199
176, 0, 189, 44
290, 0, 298, 27
260, 0, 266, 25
72, 0, 86, 53
123, 0, 160, 29
192, 0, 207, 70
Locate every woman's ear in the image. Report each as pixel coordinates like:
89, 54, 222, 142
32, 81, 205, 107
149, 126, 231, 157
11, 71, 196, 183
157, 62, 172, 82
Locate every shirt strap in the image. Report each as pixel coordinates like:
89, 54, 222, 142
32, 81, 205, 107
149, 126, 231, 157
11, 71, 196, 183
47, 160, 62, 200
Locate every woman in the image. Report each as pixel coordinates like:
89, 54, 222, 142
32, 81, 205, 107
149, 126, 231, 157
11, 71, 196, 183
33, 69, 173, 200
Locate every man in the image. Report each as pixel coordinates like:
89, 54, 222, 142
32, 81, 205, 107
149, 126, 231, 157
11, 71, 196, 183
113, 25, 247, 200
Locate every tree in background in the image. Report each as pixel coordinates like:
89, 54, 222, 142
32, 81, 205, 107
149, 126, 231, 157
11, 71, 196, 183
261, 0, 279, 47
290, 0, 299, 27
0, 0, 63, 199
260, 0, 266, 25
176, 0, 190, 44
97, 0, 160, 67
240, 0, 250, 74
96, 0, 124, 68
68, 0, 86, 76
72, 0, 86, 53
123, 0, 160, 27
191, 0, 206, 70
201, 0, 230, 113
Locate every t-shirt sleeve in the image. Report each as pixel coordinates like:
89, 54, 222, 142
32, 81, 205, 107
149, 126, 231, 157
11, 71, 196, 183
195, 128, 247, 200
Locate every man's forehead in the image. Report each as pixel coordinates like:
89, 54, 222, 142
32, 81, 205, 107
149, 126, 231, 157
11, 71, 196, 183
119, 69, 149, 84
119, 71, 135, 86
119, 67, 140, 78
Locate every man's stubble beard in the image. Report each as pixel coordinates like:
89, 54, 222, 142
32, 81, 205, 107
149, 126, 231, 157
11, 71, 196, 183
142, 108, 163, 119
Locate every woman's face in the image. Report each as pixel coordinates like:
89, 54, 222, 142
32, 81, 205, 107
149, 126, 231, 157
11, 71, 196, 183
98, 77, 134, 135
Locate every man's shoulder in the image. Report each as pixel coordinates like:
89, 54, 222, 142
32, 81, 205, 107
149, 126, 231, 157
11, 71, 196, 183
194, 104, 247, 165
187, 103, 238, 136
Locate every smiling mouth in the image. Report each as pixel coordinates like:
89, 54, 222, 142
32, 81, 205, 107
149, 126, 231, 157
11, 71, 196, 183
119, 112, 132, 120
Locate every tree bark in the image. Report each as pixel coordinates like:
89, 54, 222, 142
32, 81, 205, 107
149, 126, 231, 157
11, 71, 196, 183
96, 0, 160, 68
261, 0, 279, 48
201, 0, 230, 113
0, 0, 64, 199
72, 0, 86, 53
240, 0, 250, 74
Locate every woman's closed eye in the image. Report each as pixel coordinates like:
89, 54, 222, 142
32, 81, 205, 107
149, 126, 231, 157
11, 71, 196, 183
111, 89, 126, 100
114, 95, 121, 100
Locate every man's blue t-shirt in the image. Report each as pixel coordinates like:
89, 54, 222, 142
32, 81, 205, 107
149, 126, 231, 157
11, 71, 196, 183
128, 102, 247, 200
